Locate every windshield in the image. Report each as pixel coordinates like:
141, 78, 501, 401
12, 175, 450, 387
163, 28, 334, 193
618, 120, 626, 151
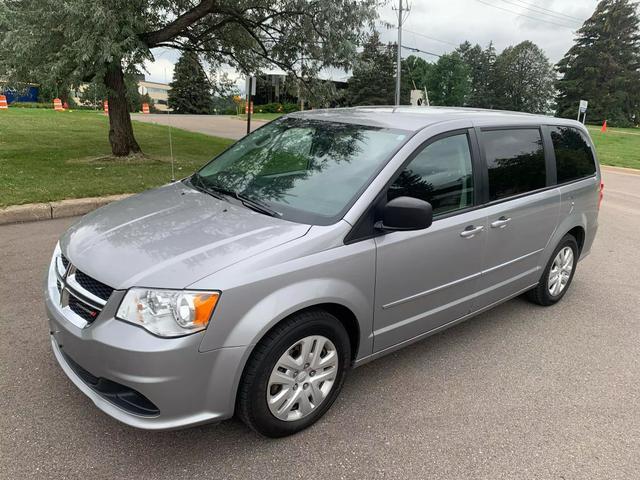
194, 118, 410, 224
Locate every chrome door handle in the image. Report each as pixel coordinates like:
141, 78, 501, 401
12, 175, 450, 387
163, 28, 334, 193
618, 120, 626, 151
490, 216, 511, 229
460, 225, 484, 238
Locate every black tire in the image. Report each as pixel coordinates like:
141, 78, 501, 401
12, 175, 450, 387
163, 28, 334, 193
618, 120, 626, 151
526, 234, 579, 306
236, 309, 351, 437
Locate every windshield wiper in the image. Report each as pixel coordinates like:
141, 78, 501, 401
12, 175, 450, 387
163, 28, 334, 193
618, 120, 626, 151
190, 173, 226, 200
195, 179, 281, 218
237, 194, 282, 218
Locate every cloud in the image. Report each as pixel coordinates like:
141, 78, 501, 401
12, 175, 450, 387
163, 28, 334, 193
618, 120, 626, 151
379, 0, 599, 62
141, 1, 601, 84
143, 50, 178, 83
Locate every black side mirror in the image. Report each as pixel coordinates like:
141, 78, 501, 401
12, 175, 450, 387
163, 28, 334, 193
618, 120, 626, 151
375, 196, 433, 232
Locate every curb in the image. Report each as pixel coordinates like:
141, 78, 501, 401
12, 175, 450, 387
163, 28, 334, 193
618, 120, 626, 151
601, 165, 640, 176
0, 194, 133, 226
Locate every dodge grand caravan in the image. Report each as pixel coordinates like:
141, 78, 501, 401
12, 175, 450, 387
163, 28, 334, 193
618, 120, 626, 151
46, 107, 601, 437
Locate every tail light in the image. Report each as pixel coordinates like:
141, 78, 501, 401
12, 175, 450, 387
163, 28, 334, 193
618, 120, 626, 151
598, 182, 604, 210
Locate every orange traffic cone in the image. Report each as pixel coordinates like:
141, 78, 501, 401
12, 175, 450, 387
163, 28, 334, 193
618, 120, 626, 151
601, 120, 607, 133
142, 103, 150, 114
103, 100, 109, 114
0, 94, 8, 110
53, 98, 64, 111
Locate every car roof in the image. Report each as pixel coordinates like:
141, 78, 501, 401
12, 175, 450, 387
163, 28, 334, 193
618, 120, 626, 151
286, 106, 584, 132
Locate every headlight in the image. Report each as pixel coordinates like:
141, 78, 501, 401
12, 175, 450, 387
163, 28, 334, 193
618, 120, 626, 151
116, 288, 220, 338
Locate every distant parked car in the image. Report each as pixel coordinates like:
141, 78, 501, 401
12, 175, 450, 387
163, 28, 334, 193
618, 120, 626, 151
46, 107, 602, 437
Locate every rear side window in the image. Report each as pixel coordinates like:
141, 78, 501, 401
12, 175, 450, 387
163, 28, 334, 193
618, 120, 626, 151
388, 133, 474, 216
482, 129, 546, 201
550, 126, 596, 183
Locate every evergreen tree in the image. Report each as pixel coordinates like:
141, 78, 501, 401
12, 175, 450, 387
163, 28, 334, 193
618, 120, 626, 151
492, 41, 555, 114
168, 51, 213, 114
556, 0, 640, 126
346, 32, 410, 105
426, 52, 471, 106
456, 41, 497, 108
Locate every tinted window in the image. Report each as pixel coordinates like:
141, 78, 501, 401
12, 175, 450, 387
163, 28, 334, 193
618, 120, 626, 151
388, 134, 474, 216
550, 126, 596, 183
483, 129, 546, 201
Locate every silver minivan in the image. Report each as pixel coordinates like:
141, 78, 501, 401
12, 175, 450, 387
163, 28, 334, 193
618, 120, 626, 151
46, 107, 602, 437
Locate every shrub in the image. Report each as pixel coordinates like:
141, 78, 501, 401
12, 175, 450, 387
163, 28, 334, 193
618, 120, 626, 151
255, 102, 298, 114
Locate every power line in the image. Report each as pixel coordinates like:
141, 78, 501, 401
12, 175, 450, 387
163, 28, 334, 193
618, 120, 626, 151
507, 0, 584, 22
402, 28, 459, 47
497, 0, 581, 25
377, 22, 459, 47
402, 45, 442, 57
473, 0, 578, 29
401, 0, 412, 24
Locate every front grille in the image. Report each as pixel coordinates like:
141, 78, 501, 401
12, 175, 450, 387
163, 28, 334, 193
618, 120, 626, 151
75, 270, 114, 302
54, 253, 114, 327
68, 295, 100, 323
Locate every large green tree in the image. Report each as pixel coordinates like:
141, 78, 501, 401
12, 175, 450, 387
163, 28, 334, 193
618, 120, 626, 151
403, 55, 433, 91
0, 0, 378, 156
556, 0, 640, 126
426, 52, 471, 107
168, 51, 213, 114
492, 41, 555, 114
346, 32, 410, 105
456, 41, 497, 108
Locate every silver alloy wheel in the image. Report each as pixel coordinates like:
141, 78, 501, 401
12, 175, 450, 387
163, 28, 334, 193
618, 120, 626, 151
267, 335, 339, 422
548, 246, 574, 297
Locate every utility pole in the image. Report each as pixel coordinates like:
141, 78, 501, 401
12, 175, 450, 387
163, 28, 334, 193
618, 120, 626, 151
395, 0, 403, 106
394, 0, 410, 106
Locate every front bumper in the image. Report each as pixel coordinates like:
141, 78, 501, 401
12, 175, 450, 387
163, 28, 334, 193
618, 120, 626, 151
45, 258, 249, 430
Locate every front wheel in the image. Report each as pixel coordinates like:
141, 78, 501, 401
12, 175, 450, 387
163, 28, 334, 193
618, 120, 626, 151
527, 234, 579, 306
236, 310, 351, 437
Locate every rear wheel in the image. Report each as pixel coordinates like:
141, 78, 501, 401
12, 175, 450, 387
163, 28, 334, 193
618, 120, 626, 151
527, 234, 579, 306
236, 310, 351, 437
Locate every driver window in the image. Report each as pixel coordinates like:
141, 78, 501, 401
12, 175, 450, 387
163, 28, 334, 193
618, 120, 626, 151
388, 133, 474, 216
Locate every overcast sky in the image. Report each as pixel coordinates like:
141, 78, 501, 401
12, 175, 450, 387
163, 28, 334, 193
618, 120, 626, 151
143, 0, 601, 87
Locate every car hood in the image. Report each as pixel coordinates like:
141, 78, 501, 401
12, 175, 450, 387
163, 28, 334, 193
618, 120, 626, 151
60, 182, 311, 289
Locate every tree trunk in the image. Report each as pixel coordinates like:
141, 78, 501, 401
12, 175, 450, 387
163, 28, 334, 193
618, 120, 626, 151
103, 62, 141, 157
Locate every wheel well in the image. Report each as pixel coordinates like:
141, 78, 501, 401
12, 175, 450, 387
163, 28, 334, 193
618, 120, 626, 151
567, 226, 585, 253
313, 303, 360, 362
265, 303, 361, 363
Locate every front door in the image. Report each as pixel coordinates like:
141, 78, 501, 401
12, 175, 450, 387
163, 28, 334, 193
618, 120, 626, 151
373, 131, 487, 352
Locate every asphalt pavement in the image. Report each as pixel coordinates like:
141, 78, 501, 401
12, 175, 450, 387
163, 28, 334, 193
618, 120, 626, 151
131, 114, 265, 139
1, 169, 638, 479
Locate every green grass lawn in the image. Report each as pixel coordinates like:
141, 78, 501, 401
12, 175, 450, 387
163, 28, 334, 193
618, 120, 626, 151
587, 125, 640, 170
0, 109, 233, 207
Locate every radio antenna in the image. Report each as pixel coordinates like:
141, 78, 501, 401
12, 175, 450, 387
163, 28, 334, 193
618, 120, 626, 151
165, 67, 175, 181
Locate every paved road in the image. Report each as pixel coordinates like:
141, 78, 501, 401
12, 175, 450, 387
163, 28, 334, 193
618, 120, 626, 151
1, 170, 638, 479
131, 113, 266, 139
